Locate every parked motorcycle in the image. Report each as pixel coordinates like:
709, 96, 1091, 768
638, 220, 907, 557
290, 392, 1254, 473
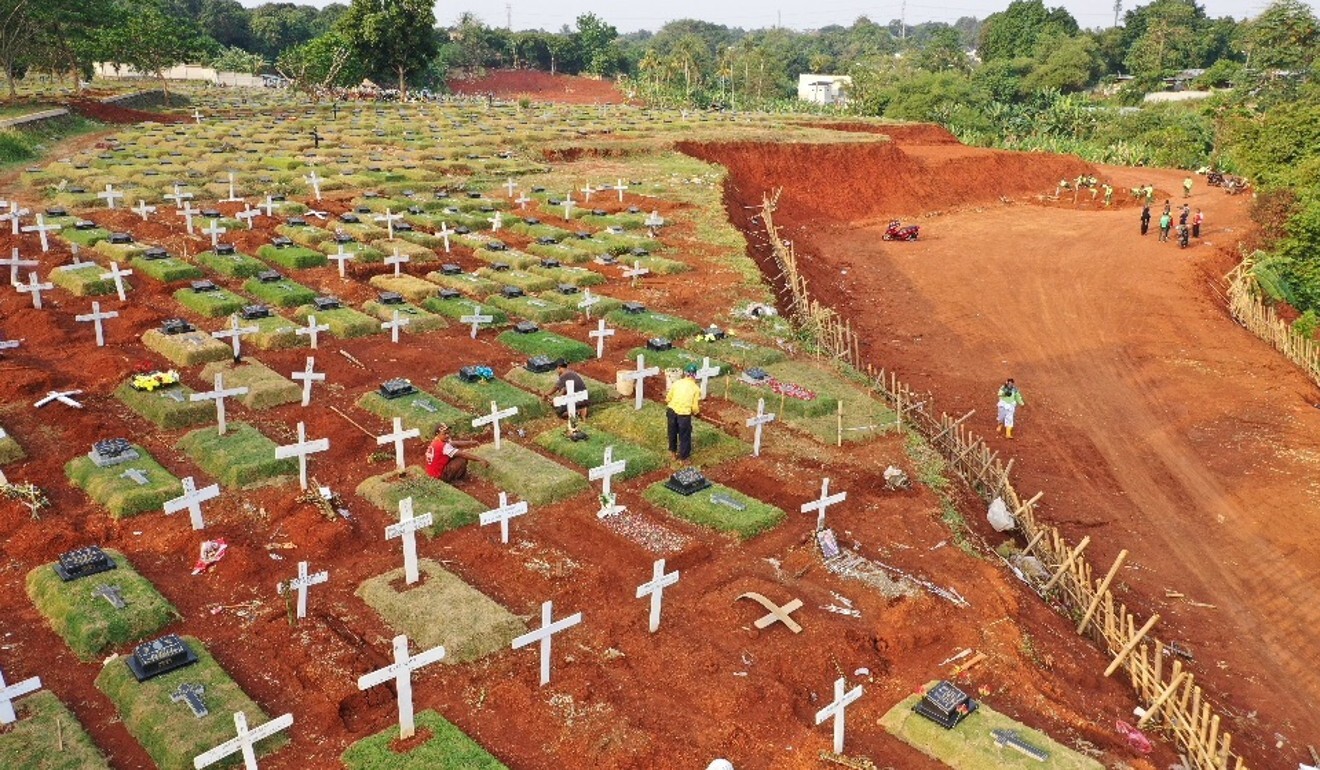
883, 220, 920, 241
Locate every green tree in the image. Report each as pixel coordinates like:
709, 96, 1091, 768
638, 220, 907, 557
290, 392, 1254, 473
978, 0, 1078, 62
249, 3, 318, 60
1244, 0, 1319, 71
199, 0, 251, 51
336, 0, 437, 94
1022, 34, 1100, 92
915, 26, 970, 73
276, 30, 362, 96
98, 0, 210, 103
576, 12, 620, 76
210, 45, 264, 75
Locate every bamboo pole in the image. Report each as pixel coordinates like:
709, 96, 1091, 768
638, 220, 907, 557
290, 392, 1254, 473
1042, 535, 1091, 592
1077, 550, 1129, 634
1105, 614, 1160, 677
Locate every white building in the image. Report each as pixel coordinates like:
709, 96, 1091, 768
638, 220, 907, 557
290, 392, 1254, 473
797, 74, 851, 105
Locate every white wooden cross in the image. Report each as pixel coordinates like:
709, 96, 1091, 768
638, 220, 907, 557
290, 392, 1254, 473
192, 711, 294, 770
221, 172, 243, 203
645, 210, 666, 230
488, 210, 503, 231
274, 421, 329, 490
261, 195, 276, 217
612, 178, 627, 201
3, 248, 37, 285
814, 677, 864, 755
694, 357, 721, 398
479, 491, 528, 544
438, 221, 451, 252
553, 379, 588, 421
374, 208, 403, 240
622, 260, 650, 288
504, 178, 518, 197
133, 199, 156, 221
16, 272, 53, 309
635, 558, 680, 633
202, 220, 227, 248
514, 193, 531, 210
580, 183, 594, 202
101, 261, 133, 301
357, 635, 446, 740
576, 288, 600, 319
163, 475, 220, 531
282, 560, 328, 619
213, 315, 258, 361
375, 417, 419, 472
295, 314, 329, 349
20, 214, 60, 252
191, 106, 203, 124
746, 398, 776, 457
383, 247, 409, 277
472, 400, 518, 449
176, 201, 197, 234
460, 305, 493, 339
34, 389, 83, 408
589, 444, 627, 502
329, 244, 356, 277
235, 204, 259, 230
292, 356, 324, 407
165, 184, 193, 209
0, 665, 42, 725
801, 477, 847, 531
98, 183, 124, 209
381, 309, 409, 343
75, 301, 118, 347
304, 169, 322, 201
0, 335, 19, 351
622, 354, 660, 411
0, 202, 22, 235
385, 497, 433, 585
511, 600, 582, 686
561, 196, 576, 220
190, 372, 249, 435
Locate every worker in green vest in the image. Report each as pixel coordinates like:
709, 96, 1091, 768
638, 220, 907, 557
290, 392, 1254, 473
996, 379, 1025, 439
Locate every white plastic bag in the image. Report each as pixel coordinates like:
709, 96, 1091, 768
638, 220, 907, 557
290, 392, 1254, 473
987, 496, 1015, 532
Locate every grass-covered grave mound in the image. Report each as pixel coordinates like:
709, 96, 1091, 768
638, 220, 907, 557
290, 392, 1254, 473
420, 295, 509, 326
242, 275, 317, 308
130, 255, 204, 283
642, 481, 785, 540
65, 443, 183, 518
434, 374, 547, 422
25, 548, 177, 660
423, 270, 500, 298
486, 294, 575, 324
292, 304, 381, 338
726, 360, 895, 443
199, 359, 300, 409
534, 426, 665, 480
476, 268, 554, 293
527, 263, 605, 287
177, 422, 296, 488
503, 367, 619, 405
496, 329, 594, 363
536, 289, 624, 317
593, 403, 750, 467
0, 423, 25, 465
257, 243, 327, 269
470, 441, 588, 506
341, 709, 508, 769
142, 328, 233, 366
362, 299, 446, 333
173, 286, 247, 318
368, 273, 441, 303
685, 335, 788, 368
113, 380, 213, 430
605, 308, 702, 339
49, 263, 119, 296
626, 347, 729, 378
197, 249, 267, 278
0, 691, 112, 770
357, 389, 474, 438
95, 637, 289, 770
236, 312, 305, 351
356, 467, 485, 535
355, 560, 525, 665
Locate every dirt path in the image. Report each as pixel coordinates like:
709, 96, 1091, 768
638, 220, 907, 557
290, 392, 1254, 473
691, 135, 1320, 768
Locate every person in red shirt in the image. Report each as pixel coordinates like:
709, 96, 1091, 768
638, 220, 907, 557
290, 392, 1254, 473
424, 424, 487, 482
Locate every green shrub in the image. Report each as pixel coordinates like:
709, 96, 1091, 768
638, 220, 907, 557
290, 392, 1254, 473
341, 710, 508, 770
1294, 309, 1319, 339
243, 276, 317, 308
177, 422, 296, 488
65, 445, 183, 518
643, 481, 784, 539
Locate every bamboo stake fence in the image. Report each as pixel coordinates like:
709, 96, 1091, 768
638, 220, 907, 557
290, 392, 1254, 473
1225, 259, 1320, 388
758, 192, 1249, 770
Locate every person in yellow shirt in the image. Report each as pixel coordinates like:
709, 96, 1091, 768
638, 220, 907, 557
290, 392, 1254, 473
665, 364, 702, 461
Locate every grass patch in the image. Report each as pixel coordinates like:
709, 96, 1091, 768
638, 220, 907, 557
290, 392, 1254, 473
141, 329, 233, 366
534, 427, 665, 480
726, 360, 844, 418
197, 249, 267, 278
356, 467, 484, 535
625, 347, 729, 377
605, 309, 702, 339
49, 263, 117, 297
487, 295, 575, 324
496, 329, 594, 363
113, 381, 213, 430
420, 295, 509, 326
477, 268, 554, 293
371, 239, 438, 262
503, 367, 619, 404
536, 289, 624, 316
0, 428, 23, 465
60, 227, 110, 248
240, 313, 305, 351
434, 375, 547, 422
25, 549, 177, 660
470, 441, 588, 505
277, 223, 331, 249
130, 255, 203, 283
879, 685, 1104, 770
423, 271, 500, 298
257, 243, 327, 269
357, 390, 474, 438
525, 241, 596, 265
362, 300, 446, 333
368, 274, 440, 303
642, 481, 784, 539
593, 402, 750, 467
528, 264, 606, 287
95, 637, 288, 770
198, 359, 300, 410
0, 691, 111, 770
341, 709, 508, 769
355, 561, 524, 665
292, 305, 381, 338
177, 422, 295, 488
632, 254, 690, 275
93, 241, 146, 262
686, 336, 787, 367
173, 286, 247, 318
65, 444, 182, 518
243, 276, 316, 308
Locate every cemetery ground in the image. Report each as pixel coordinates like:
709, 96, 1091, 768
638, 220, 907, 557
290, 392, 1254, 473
0, 83, 1299, 769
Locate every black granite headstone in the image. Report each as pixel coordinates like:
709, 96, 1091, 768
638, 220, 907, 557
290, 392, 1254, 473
622, 301, 646, 314
440, 264, 462, 275
647, 338, 672, 352
240, 304, 271, 320
161, 318, 195, 335
514, 321, 539, 334
257, 270, 282, 283
379, 378, 416, 399
108, 232, 133, 244
378, 291, 404, 305
664, 468, 712, 496
913, 680, 978, 729
557, 284, 579, 295
437, 288, 460, 300
501, 286, 524, 299
526, 355, 556, 374
54, 546, 116, 582
191, 280, 219, 293
127, 634, 199, 682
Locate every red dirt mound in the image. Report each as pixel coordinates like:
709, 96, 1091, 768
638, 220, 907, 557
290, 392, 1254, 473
447, 69, 627, 104
66, 98, 186, 124
807, 122, 962, 144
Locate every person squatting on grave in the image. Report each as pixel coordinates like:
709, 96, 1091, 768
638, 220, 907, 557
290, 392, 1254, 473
551, 360, 588, 419
665, 364, 703, 462
424, 424, 487, 482
996, 378, 1025, 439
1140, 204, 1151, 236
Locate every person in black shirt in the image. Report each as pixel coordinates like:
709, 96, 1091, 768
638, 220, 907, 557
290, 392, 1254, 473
551, 360, 589, 419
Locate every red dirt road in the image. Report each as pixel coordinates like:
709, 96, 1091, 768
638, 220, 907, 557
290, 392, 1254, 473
691, 132, 1320, 767
447, 69, 628, 104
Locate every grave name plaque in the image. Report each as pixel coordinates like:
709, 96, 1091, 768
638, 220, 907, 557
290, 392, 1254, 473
127, 634, 199, 682
94, 583, 128, 609
913, 680, 978, 729
664, 468, 711, 496
171, 682, 209, 718
55, 545, 116, 581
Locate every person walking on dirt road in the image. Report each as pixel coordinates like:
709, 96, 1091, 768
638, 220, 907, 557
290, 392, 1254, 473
1140, 204, 1151, 235
996, 379, 1025, 439
1159, 211, 1172, 242
1183, 176, 1193, 198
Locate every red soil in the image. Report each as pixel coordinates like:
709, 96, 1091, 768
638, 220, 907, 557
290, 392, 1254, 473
66, 99, 187, 125
447, 69, 628, 104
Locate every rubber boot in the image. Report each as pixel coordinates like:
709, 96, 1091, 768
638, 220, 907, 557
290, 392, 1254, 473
1006, 426, 1013, 439
996, 424, 1002, 433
